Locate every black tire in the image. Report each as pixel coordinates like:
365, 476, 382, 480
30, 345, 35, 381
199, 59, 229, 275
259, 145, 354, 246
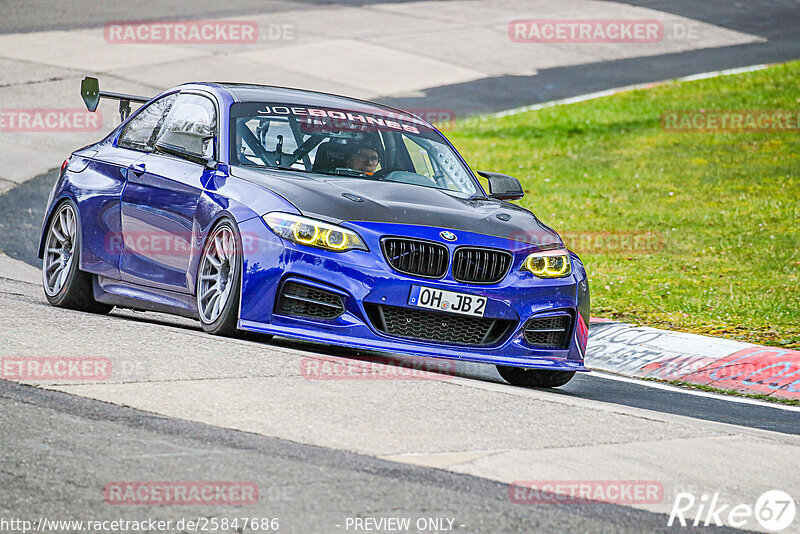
41, 200, 113, 314
496, 366, 575, 388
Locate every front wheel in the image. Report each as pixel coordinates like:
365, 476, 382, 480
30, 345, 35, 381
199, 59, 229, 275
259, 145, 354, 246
42, 200, 113, 314
196, 219, 274, 342
496, 366, 575, 388
197, 220, 245, 336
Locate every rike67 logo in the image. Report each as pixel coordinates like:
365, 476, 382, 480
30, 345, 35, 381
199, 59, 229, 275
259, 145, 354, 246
669, 490, 796, 531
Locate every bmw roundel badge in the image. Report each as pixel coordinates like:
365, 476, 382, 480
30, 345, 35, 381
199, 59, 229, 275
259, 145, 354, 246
440, 231, 457, 241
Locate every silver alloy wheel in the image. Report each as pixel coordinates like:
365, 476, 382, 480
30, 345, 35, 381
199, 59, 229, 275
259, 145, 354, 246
197, 224, 238, 324
42, 203, 77, 297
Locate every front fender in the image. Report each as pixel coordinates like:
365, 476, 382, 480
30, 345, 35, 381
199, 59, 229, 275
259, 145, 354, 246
187, 175, 296, 295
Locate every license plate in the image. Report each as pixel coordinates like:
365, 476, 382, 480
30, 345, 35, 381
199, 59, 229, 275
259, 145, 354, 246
408, 286, 487, 317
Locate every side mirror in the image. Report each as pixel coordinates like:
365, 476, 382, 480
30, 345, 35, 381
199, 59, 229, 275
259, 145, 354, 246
158, 129, 213, 157
478, 171, 524, 200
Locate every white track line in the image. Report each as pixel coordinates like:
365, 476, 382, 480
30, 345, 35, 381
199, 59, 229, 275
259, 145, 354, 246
589, 370, 800, 412
492, 64, 770, 118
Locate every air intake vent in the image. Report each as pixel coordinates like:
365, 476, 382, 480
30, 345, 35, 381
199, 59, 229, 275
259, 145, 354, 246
275, 282, 344, 319
365, 304, 514, 346
523, 315, 571, 348
381, 238, 448, 279
452, 247, 512, 284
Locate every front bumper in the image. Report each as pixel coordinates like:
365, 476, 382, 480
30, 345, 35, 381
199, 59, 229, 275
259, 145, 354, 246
237, 218, 590, 371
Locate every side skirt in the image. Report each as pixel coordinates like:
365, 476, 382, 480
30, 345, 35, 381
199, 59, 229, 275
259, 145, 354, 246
93, 275, 199, 319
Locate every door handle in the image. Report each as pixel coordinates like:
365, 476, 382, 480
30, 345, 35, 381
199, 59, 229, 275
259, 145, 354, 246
129, 162, 146, 176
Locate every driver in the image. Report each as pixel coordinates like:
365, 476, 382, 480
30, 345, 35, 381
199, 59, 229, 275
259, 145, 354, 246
344, 145, 380, 175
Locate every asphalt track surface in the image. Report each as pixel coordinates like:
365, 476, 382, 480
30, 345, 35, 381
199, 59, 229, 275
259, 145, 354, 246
2, 2, 800, 532
0, 0, 427, 34
0, 273, 794, 533
383, 0, 800, 114
2, 1, 799, 115
0, 380, 749, 534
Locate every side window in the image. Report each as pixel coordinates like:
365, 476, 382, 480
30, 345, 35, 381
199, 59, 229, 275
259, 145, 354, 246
402, 135, 435, 179
117, 93, 178, 152
155, 93, 217, 159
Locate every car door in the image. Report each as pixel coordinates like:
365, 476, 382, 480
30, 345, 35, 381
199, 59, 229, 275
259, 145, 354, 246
73, 93, 177, 279
119, 92, 219, 294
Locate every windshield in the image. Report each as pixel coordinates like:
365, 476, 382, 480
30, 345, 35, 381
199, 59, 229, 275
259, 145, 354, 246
229, 102, 479, 197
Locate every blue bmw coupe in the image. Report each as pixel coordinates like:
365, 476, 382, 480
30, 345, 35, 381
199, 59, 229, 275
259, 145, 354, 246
39, 77, 590, 388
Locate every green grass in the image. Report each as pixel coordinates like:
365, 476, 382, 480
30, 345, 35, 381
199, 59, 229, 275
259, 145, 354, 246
448, 61, 800, 349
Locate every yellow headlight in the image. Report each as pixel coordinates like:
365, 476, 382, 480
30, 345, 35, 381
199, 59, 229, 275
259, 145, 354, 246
323, 229, 348, 250
293, 222, 319, 245
264, 213, 367, 252
521, 250, 572, 278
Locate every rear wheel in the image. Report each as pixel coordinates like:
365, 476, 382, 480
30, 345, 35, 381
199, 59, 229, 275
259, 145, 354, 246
496, 366, 575, 388
42, 200, 113, 314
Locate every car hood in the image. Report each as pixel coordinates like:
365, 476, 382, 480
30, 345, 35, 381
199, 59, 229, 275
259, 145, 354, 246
231, 167, 562, 247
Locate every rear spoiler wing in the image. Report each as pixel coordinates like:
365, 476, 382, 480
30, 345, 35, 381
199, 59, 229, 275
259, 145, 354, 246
81, 76, 151, 122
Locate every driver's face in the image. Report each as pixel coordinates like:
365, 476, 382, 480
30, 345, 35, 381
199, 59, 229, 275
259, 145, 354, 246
347, 148, 379, 173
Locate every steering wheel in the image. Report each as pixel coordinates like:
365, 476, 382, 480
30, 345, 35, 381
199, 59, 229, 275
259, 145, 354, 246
370, 168, 391, 180
332, 167, 374, 179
